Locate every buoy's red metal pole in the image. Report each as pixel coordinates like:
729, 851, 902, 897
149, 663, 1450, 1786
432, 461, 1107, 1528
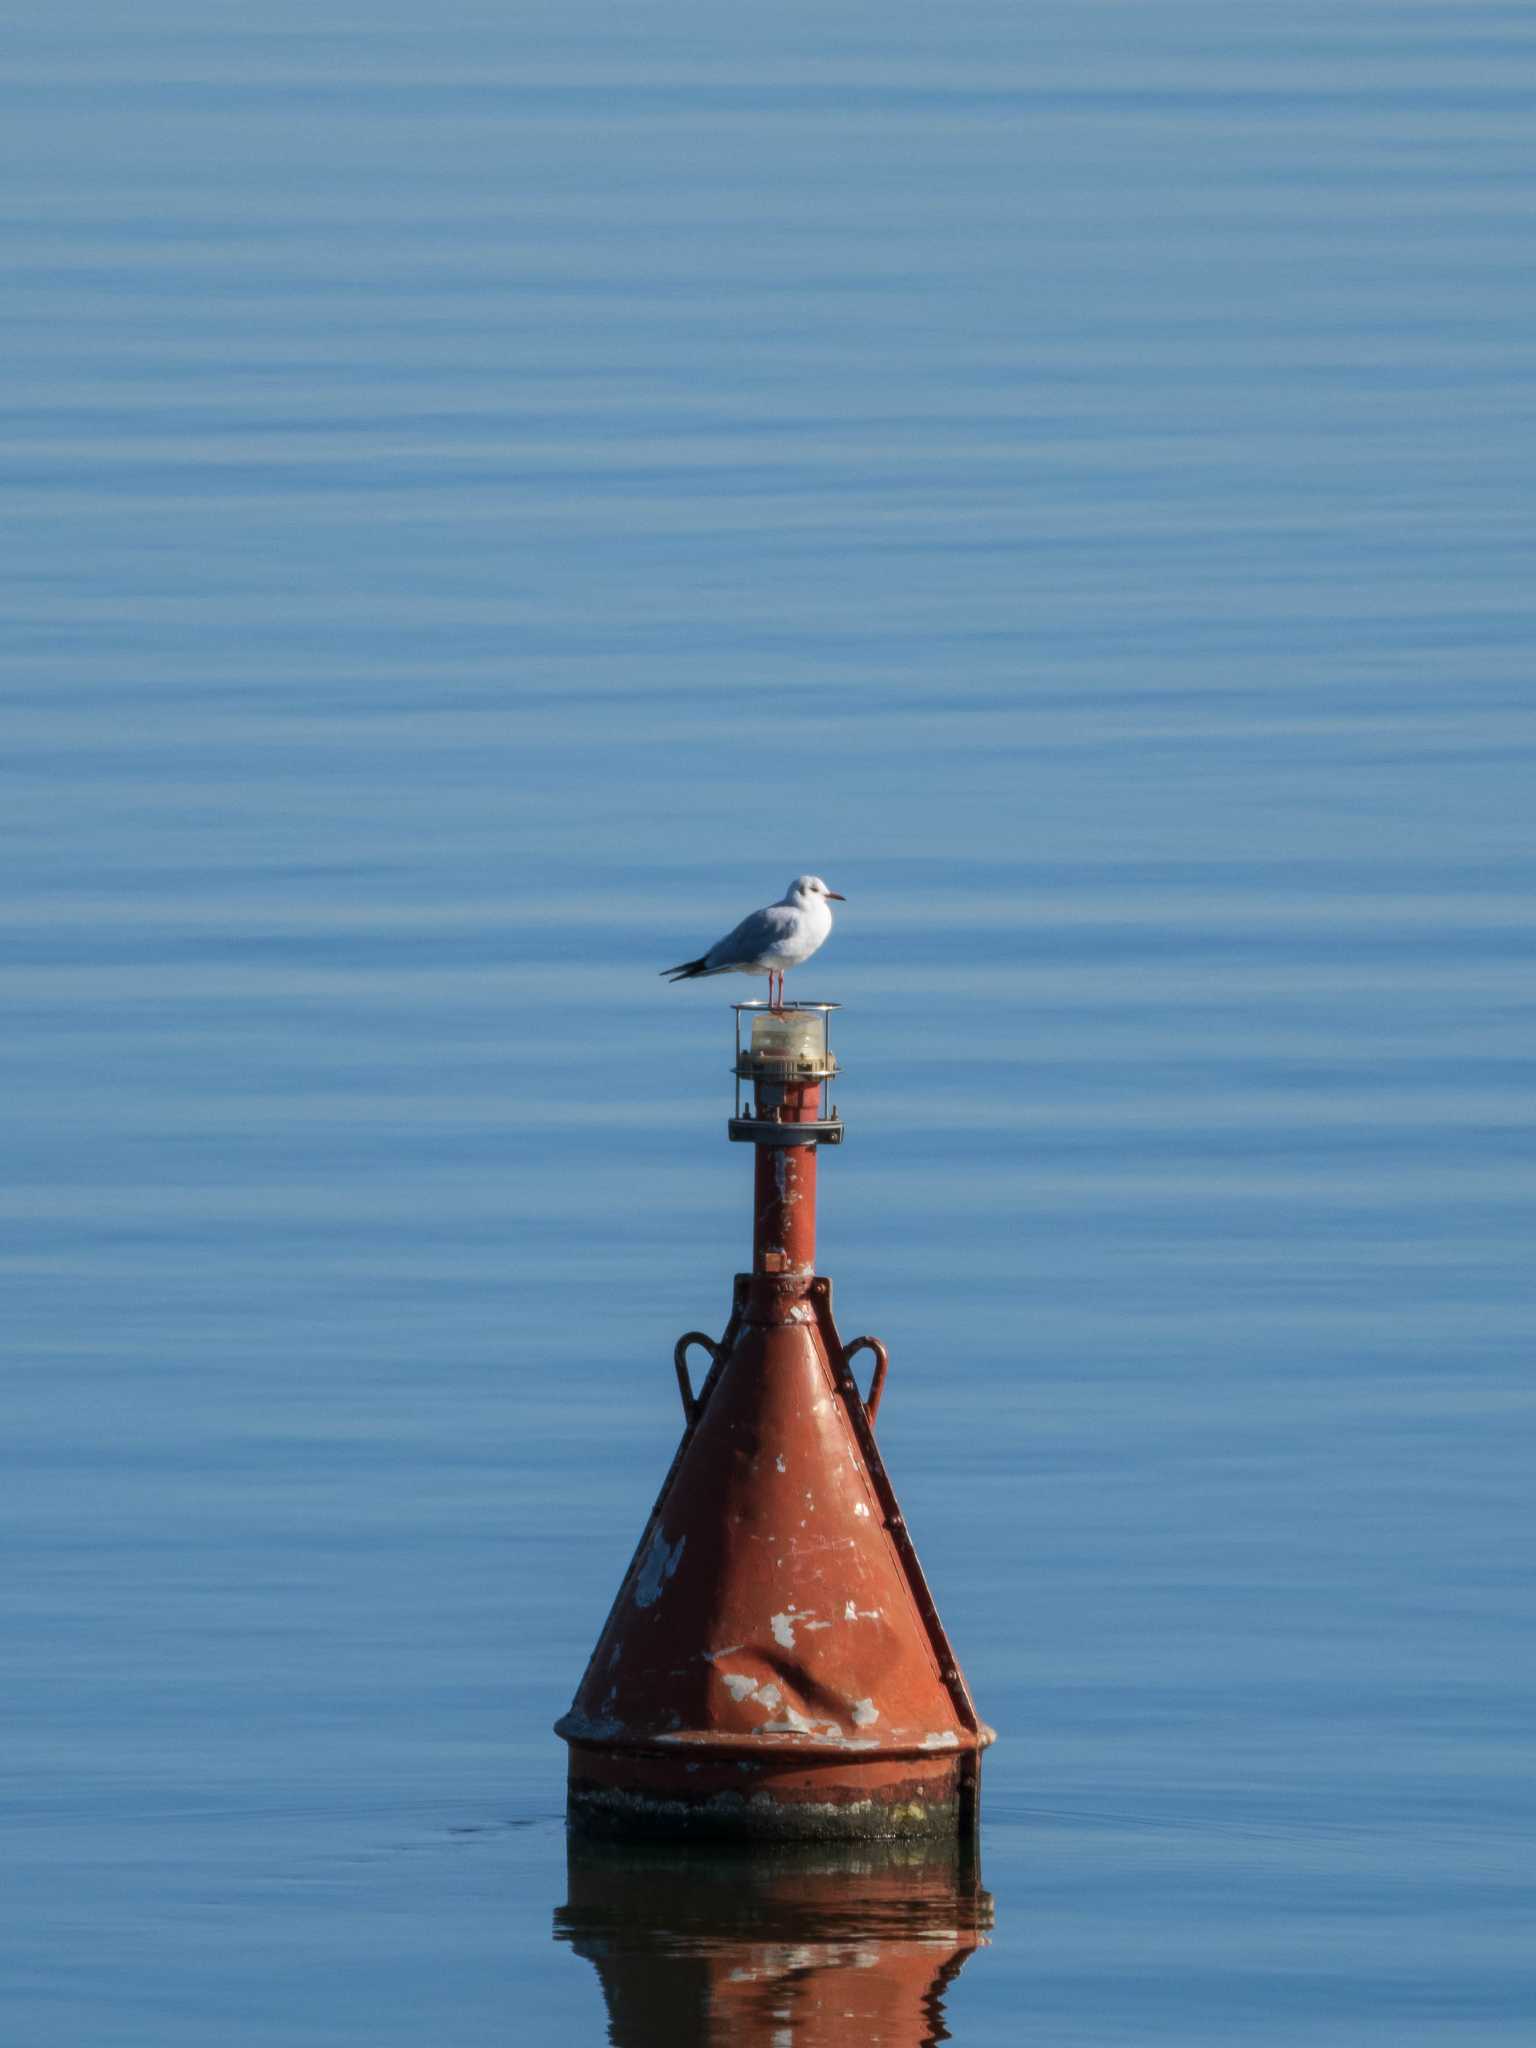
556, 1002, 994, 1839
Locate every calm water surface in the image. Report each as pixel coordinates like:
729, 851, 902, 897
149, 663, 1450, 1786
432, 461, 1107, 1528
4, 2, 1534, 2041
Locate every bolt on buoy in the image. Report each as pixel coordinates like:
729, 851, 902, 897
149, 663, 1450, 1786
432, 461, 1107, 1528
555, 1001, 994, 1839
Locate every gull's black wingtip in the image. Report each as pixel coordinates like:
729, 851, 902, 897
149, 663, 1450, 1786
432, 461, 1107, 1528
661, 957, 708, 983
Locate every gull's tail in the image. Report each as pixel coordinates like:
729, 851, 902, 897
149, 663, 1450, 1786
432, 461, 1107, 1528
660, 956, 711, 982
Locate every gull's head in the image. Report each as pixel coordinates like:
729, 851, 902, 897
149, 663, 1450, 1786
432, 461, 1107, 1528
790, 874, 845, 903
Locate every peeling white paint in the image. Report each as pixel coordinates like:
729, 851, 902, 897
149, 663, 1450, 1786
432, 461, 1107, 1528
770, 1610, 796, 1649
632, 1527, 686, 1609
787, 1533, 856, 1558
920, 1730, 961, 1749
853, 1502, 870, 1519
701, 1644, 743, 1663
802, 1619, 832, 1632
761, 1703, 815, 1734
757, 1715, 880, 1750
851, 1697, 880, 1727
716, 1672, 785, 1713
844, 1600, 858, 1621
774, 1454, 786, 1473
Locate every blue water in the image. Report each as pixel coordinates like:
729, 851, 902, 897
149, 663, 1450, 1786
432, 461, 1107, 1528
5, 2, 1534, 2041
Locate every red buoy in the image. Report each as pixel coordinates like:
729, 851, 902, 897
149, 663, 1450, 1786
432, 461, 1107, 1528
556, 1003, 993, 1838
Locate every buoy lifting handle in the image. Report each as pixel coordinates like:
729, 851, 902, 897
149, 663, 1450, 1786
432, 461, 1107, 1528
842, 1336, 889, 1428
673, 1332, 722, 1426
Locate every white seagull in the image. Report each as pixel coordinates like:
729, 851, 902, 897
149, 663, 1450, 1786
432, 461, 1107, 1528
661, 875, 845, 1009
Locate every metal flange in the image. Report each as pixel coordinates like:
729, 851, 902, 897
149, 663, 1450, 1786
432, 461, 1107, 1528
727, 1117, 844, 1146
734, 1054, 839, 1084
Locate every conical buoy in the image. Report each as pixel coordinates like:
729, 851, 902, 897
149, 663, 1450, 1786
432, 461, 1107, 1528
556, 1003, 994, 1838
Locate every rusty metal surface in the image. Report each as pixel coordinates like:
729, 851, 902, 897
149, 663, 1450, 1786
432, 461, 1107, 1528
565, 1748, 970, 1842
555, 1286, 992, 1835
810, 1281, 989, 1747
745, 1071, 826, 1273
556, 1314, 982, 1750
555, 1008, 993, 1838
752, 1139, 818, 1276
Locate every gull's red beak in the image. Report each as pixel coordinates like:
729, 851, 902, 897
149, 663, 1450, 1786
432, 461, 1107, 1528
826, 890, 846, 900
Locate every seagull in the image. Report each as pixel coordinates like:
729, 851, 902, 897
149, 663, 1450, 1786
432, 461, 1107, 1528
661, 875, 845, 1009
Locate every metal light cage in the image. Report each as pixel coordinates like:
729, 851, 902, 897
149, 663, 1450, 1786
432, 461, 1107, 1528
730, 1000, 842, 1141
